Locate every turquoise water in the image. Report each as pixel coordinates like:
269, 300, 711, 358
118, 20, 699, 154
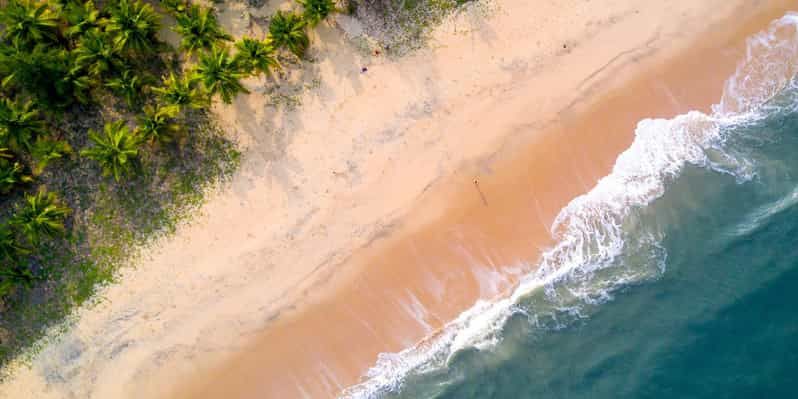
343, 13, 798, 399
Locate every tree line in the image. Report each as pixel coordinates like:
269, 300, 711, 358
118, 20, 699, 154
0, 0, 339, 296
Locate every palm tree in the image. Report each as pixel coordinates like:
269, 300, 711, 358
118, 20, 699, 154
194, 46, 248, 104
105, 0, 161, 55
151, 72, 208, 109
74, 28, 122, 77
63, 0, 103, 40
105, 69, 151, 107
0, 97, 47, 152
0, 222, 28, 262
159, 0, 188, 15
173, 4, 232, 54
0, 159, 33, 193
136, 104, 181, 145
0, 43, 92, 108
298, 0, 337, 27
234, 37, 279, 76
268, 11, 309, 58
29, 137, 71, 175
0, 0, 60, 47
81, 120, 141, 181
12, 188, 71, 246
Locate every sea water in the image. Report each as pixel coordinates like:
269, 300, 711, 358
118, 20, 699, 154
343, 12, 798, 399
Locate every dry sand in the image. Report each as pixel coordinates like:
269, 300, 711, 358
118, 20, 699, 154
1, 1, 794, 398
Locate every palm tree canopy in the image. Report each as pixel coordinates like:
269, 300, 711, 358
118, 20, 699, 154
0, 0, 60, 47
0, 158, 33, 194
0, 43, 92, 108
268, 11, 308, 58
105, 0, 161, 54
74, 28, 122, 77
152, 72, 208, 109
105, 69, 151, 107
0, 97, 47, 152
136, 104, 181, 144
81, 120, 141, 181
12, 188, 71, 246
30, 136, 71, 175
298, 0, 336, 27
194, 46, 248, 104
234, 37, 279, 76
173, 4, 232, 54
63, 0, 103, 39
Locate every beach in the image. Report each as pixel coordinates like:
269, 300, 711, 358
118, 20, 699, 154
0, 0, 795, 398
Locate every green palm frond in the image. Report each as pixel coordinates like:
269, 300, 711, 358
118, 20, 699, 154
173, 4, 232, 54
0, 0, 60, 47
136, 104, 181, 145
268, 11, 309, 58
63, 0, 103, 39
30, 136, 72, 175
0, 158, 33, 194
105, 69, 151, 107
12, 188, 71, 246
0, 222, 29, 262
105, 0, 161, 54
0, 97, 47, 152
74, 28, 122, 77
80, 120, 141, 181
151, 72, 208, 109
298, 0, 337, 27
159, 0, 188, 15
194, 46, 248, 104
234, 37, 279, 76
0, 43, 93, 108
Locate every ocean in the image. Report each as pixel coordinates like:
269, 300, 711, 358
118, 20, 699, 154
343, 12, 798, 399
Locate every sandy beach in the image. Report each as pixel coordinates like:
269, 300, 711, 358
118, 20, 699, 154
0, 0, 794, 398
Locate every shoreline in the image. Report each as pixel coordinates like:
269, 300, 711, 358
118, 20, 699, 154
1, 1, 794, 398
169, 2, 797, 399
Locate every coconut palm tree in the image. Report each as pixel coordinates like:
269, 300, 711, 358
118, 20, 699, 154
105, 0, 161, 55
298, 0, 337, 27
159, 0, 188, 15
63, 0, 103, 40
0, 159, 33, 193
0, 222, 28, 262
268, 11, 308, 58
81, 120, 141, 181
173, 4, 232, 54
234, 37, 279, 76
0, 97, 47, 152
105, 69, 151, 107
0, 43, 92, 108
152, 72, 208, 109
194, 46, 248, 104
29, 137, 71, 175
136, 104, 181, 145
0, 0, 60, 47
74, 28, 122, 77
12, 188, 71, 246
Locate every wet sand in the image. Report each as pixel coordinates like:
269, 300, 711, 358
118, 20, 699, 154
170, 2, 796, 399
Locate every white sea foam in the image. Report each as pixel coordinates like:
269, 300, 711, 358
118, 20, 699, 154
341, 13, 798, 399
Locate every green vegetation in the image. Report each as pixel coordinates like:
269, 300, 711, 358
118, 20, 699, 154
0, 0, 342, 374
195, 46, 247, 104
269, 11, 309, 58
299, 0, 337, 27
81, 121, 142, 181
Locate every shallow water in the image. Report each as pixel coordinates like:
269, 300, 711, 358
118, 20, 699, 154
344, 12, 798, 399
